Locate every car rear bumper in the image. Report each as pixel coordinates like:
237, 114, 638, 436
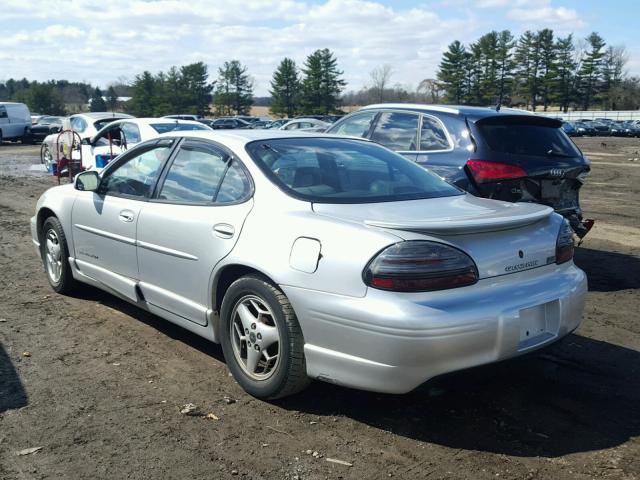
282, 262, 587, 394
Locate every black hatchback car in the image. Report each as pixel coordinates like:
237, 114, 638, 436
31, 116, 64, 143
327, 104, 592, 237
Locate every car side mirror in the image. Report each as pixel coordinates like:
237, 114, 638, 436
51, 126, 62, 133
81, 138, 91, 146
75, 170, 100, 192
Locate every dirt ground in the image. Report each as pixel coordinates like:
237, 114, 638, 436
0, 137, 638, 480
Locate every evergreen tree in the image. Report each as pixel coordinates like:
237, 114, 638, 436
300, 48, 346, 114
213, 60, 253, 116
577, 32, 606, 110
514, 31, 542, 110
106, 86, 118, 111
129, 71, 156, 116
496, 30, 515, 107
537, 29, 557, 111
180, 62, 214, 116
89, 87, 107, 112
17, 82, 66, 115
437, 40, 468, 104
477, 31, 500, 105
467, 42, 484, 105
554, 35, 576, 113
270, 58, 301, 117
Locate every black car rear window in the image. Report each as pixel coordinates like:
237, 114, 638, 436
246, 137, 462, 204
478, 119, 580, 157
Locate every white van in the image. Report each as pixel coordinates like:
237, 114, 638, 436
0, 102, 32, 144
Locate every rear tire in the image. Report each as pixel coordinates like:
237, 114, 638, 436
22, 128, 33, 144
219, 274, 310, 399
41, 216, 78, 295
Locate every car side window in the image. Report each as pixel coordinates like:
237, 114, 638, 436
420, 116, 451, 151
158, 142, 229, 203
71, 117, 87, 133
370, 112, 419, 151
99, 143, 171, 199
216, 160, 251, 203
330, 111, 377, 138
121, 122, 141, 143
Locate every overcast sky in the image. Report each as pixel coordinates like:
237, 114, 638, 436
1, 0, 638, 96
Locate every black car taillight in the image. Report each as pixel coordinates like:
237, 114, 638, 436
364, 241, 478, 292
467, 159, 527, 183
556, 219, 575, 264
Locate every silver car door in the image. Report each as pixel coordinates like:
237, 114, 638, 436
136, 139, 253, 326
71, 140, 174, 300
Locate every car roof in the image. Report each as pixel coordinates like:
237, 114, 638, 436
74, 112, 134, 120
158, 129, 360, 151
114, 118, 204, 126
359, 103, 536, 119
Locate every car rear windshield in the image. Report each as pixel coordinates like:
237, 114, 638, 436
478, 120, 581, 157
151, 123, 210, 134
246, 137, 462, 203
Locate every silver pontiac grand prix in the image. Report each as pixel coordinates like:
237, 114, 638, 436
31, 130, 587, 399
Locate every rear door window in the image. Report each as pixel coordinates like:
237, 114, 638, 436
158, 141, 228, 203
478, 121, 580, 157
370, 112, 419, 151
420, 116, 451, 151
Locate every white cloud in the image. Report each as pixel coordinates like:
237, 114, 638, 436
3, 0, 634, 96
0, 0, 484, 95
507, 5, 586, 31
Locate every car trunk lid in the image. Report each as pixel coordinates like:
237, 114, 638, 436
313, 194, 559, 279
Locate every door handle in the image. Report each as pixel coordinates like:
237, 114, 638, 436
213, 223, 235, 239
119, 210, 135, 223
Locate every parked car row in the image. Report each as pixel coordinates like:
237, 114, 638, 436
562, 119, 640, 137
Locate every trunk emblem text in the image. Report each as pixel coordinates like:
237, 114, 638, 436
505, 260, 538, 272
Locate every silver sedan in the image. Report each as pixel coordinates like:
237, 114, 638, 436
30, 131, 587, 399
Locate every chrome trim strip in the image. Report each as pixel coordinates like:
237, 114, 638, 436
361, 103, 460, 114
74, 223, 136, 245
136, 240, 199, 261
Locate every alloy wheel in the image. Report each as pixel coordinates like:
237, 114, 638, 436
230, 295, 281, 380
44, 228, 63, 284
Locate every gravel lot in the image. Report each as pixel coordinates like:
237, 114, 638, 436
0, 137, 638, 480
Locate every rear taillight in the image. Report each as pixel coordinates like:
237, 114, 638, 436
556, 219, 575, 264
364, 241, 478, 292
467, 159, 527, 182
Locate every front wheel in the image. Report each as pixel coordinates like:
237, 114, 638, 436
41, 217, 78, 294
219, 275, 310, 399
40, 143, 53, 165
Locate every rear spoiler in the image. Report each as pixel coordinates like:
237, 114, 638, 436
365, 204, 554, 235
